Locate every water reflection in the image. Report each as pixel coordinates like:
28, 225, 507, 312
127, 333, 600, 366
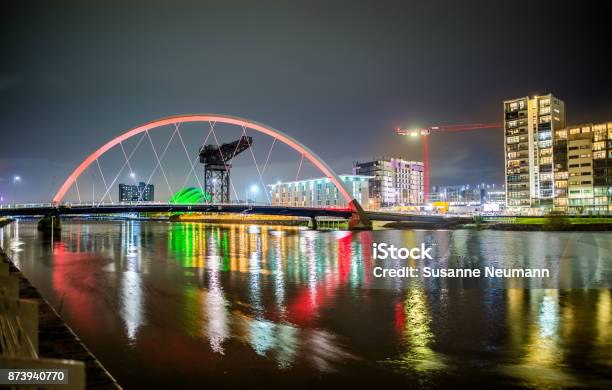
1, 221, 611, 388
387, 288, 446, 373
121, 221, 143, 342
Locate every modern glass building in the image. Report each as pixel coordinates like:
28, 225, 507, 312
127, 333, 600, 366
269, 175, 371, 208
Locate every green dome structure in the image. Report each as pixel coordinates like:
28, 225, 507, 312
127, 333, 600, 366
169, 187, 211, 204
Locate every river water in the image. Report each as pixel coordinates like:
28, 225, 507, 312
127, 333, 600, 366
1, 220, 611, 388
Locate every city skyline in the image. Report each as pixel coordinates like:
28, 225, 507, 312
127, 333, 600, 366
1, 1, 611, 203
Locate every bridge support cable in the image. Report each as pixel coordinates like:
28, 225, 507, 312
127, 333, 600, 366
295, 153, 304, 182
261, 138, 276, 176
52, 113, 365, 227
119, 139, 141, 187
95, 158, 113, 203
143, 129, 176, 202
119, 139, 144, 198
175, 123, 206, 192
209, 122, 240, 202
178, 123, 214, 197
97, 133, 147, 207
241, 126, 271, 205
74, 179, 82, 203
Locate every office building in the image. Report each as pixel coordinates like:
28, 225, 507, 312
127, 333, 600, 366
119, 182, 154, 202
553, 122, 612, 213
270, 175, 370, 208
353, 158, 424, 207
504, 94, 565, 210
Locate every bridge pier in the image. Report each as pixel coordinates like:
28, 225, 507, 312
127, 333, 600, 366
310, 217, 318, 230
37, 214, 61, 233
348, 200, 372, 230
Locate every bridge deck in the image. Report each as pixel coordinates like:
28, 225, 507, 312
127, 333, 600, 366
0, 203, 353, 219
0, 203, 476, 223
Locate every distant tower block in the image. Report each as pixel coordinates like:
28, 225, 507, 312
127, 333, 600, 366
199, 136, 252, 203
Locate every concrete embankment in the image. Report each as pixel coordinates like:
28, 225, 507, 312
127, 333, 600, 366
382, 220, 612, 231
0, 218, 121, 389
382, 217, 471, 230
486, 223, 612, 232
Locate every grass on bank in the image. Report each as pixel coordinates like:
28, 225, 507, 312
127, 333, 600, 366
516, 217, 611, 225
490, 216, 612, 225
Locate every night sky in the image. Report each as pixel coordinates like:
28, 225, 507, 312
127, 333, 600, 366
1, 0, 611, 203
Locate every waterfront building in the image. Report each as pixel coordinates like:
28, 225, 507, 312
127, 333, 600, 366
352, 158, 424, 207
430, 184, 506, 213
431, 184, 503, 205
485, 190, 506, 205
269, 175, 370, 208
553, 122, 612, 213
119, 182, 154, 202
504, 94, 566, 210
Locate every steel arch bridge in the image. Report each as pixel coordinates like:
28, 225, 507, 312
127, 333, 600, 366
50, 114, 371, 229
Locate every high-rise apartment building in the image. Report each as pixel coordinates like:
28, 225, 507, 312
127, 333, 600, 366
353, 158, 423, 208
119, 182, 155, 202
553, 122, 612, 213
504, 94, 565, 210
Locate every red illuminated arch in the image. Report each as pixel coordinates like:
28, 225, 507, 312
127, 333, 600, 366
53, 114, 355, 207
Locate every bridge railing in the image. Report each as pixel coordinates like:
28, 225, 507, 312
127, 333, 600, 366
0, 203, 55, 209
1, 202, 351, 211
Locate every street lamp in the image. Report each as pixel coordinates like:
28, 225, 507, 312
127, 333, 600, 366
13, 175, 21, 205
249, 184, 259, 204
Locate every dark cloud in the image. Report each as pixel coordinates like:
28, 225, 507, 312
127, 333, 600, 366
1, 0, 611, 202
0, 75, 21, 92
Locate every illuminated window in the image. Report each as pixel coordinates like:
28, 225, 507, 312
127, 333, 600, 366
540, 148, 552, 157
539, 140, 552, 148
540, 157, 552, 165
539, 98, 550, 107
539, 115, 551, 124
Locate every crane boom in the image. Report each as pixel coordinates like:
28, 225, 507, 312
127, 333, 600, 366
395, 122, 502, 204
396, 122, 502, 136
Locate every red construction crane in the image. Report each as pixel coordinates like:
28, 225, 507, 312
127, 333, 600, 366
396, 122, 502, 202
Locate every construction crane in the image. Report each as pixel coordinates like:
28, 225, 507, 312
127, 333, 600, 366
199, 135, 253, 203
396, 123, 502, 202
